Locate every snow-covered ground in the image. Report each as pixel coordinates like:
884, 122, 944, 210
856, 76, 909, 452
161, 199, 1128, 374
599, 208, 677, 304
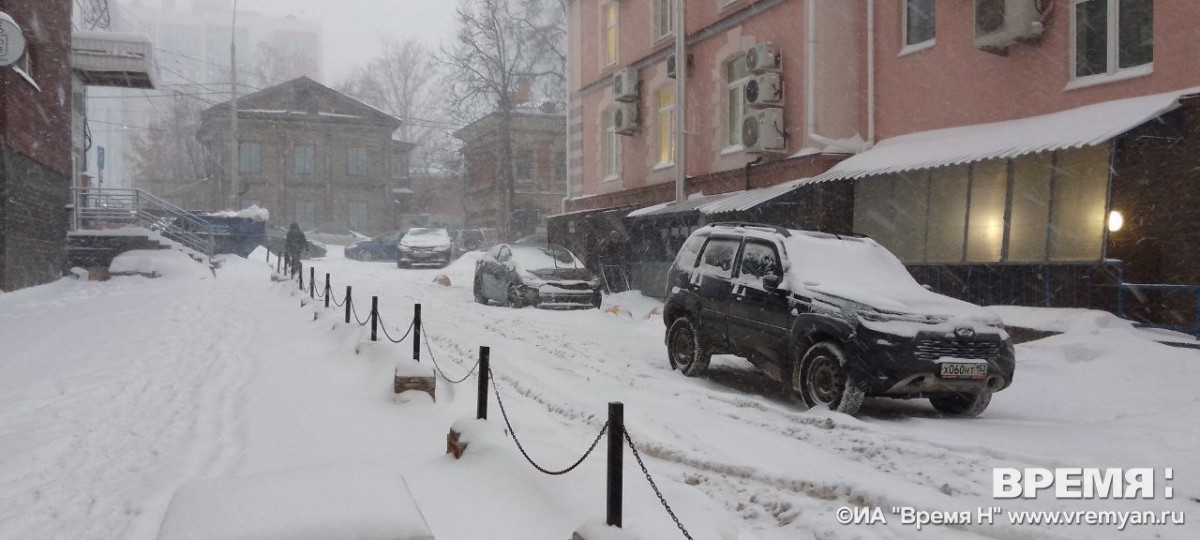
1, 247, 1197, 539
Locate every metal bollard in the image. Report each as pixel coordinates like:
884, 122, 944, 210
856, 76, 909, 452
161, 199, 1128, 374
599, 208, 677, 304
309, 267, 315, 298
476, 346, 490, 420
370, 296, 379, 341
345, 286, 352, 324
324, 273, 331, 308
412, 304, 422, 361
276, 254, 282, 273
298, 262, 304, 289
606, 401, 624, 527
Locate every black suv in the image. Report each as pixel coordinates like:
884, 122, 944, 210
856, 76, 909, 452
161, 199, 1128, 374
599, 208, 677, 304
662, 223, 1015, 417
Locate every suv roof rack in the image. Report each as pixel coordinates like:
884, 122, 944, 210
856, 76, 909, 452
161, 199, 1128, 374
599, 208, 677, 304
705, 222, 792, 238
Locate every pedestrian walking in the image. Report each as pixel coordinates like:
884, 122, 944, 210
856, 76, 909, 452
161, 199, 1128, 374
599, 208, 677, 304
285, 222, 307, 277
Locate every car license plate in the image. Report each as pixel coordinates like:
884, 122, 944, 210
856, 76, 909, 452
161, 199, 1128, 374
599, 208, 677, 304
939, 362, 987, 379
413, 252, 429, 258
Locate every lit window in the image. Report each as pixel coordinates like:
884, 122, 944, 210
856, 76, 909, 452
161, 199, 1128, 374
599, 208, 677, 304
654, 0, 674, 41
603, 3, 619, 67
725, 55, 750, 148
904, 0, 936, 49
348, 147, 368, 176
1072, 0, 1153, 81
657, 86, 675, 166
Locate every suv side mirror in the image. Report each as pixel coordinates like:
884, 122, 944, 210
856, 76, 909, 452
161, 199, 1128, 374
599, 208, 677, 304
762, 274, 783, 293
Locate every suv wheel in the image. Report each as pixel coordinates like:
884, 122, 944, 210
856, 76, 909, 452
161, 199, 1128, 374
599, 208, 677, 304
473, 276, 487, 305
506, 282, 526, 308
795, 341, 865, 415
929, 391, 992, 417
361, 251, 374, 262
667, 317, 710, 377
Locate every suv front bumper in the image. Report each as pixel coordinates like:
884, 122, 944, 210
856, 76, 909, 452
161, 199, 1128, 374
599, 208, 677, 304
845, 325, 1016, 397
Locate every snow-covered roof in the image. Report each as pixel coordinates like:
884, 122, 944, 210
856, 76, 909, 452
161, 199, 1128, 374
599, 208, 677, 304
625, 179, 812, 219
807, 85, 1200, 183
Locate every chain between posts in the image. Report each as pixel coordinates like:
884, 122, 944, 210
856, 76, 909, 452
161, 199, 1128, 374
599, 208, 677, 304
377, 316, 415, 344
421, 323, 479, 384
350, 298, 370, 325
623, 430, 695, 540
488, 367, 608, 476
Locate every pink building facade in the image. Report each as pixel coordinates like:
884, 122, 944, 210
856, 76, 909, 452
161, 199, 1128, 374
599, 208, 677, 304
559, 0, 1200, 328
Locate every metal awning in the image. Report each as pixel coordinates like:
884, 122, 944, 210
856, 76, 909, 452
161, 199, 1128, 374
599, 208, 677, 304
624, 178, 814, 219
71, 30, 157, 89
807, 85, 1200, 184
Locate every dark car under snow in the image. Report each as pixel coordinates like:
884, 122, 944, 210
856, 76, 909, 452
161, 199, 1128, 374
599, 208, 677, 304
474, 244, 601, 309
662, 223, 1015, 417
345, 231, 401, 261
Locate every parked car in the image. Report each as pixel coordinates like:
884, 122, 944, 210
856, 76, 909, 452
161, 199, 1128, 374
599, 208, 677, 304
397, 228, 453, 268
345, 231, 402, 261
474, 243, 601, 309
662, 222, 1014, 417
452, 228, 496, 257
305, 225, 368, 246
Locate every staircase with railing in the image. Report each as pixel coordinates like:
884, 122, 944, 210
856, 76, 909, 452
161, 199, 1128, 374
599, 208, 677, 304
71, 187, 215, 260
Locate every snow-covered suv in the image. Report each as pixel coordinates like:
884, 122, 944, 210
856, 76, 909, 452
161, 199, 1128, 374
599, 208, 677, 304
662, 223, 1015, 417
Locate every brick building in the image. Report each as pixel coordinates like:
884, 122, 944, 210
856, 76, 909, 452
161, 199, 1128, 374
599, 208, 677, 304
196, 77, 408, 235
0, 2, 73, 291
556, 0, 1200, 331
454, 108, 568, 241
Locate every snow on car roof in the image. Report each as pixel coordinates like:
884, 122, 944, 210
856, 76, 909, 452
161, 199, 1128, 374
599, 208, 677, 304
509, 244, 583, 271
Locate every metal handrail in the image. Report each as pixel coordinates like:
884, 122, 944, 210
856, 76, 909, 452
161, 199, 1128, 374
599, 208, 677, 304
71, 187, 215, 260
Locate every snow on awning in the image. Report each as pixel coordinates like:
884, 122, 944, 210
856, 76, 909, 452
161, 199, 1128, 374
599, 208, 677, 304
627, 191, 743, 218
625, 179, 812, 219
807, 85, 1200, 183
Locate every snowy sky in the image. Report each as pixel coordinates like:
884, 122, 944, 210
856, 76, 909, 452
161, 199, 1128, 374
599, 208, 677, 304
123, 0, 459, 83
247, 0, 457, 82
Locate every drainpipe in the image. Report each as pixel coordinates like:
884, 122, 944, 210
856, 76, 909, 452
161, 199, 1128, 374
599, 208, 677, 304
674, 0, 687, 204
867, 0, 875, 146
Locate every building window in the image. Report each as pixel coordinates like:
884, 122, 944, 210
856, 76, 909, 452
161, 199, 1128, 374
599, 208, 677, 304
657, 86, 676, 166
554, 151, 567, 187
295, 201, 316, 229
653, 0, 674, 41
392, 148, 409, 179
347, 202, 369, 231
903, 0, 936, 51
294, 145, 314, 174
1072, 0, 1153, 82
603, 2, 619, 67
238, 142, 261, 173
602, 106, 619, 180
514, 149, 534, 185
725, 55, 750, 148
347, 147, 368, 176
852, 147, 1111, 264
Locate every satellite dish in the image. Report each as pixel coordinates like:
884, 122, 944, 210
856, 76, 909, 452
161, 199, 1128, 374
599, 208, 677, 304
0, 12, 28, 68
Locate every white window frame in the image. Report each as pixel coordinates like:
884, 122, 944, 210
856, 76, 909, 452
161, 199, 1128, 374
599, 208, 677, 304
347, 201, 369, 231
602, 106, 620, 182
239, 142, 261, 173
602, 2, 619, 68
900, 0, 936, 56
656, 86, 676, 168
724, 55, 751, 151
294, 144, 314, 174
513, 149, 534, 185
653, 0, 675, 43
1067, 0, 1154, 90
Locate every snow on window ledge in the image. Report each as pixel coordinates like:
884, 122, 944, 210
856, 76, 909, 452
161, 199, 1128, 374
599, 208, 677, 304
720, 145, 745, 156
652, 161, 674, 171
898, 38, 936, 58
601, 174, 620, 183
1065, 64, 1154, 92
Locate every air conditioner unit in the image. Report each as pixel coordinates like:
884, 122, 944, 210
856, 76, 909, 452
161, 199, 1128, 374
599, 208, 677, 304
745, 42, 781, 74
742, 108, 785, 154
612, 102, 640, 136
974, 0, 1044, 54
666, 53, 693, 79
613, 67, 638, 102
744, 72, 783, 108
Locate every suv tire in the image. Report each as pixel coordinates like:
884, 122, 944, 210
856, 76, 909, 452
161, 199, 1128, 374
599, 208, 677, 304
929, 391, 992, 417
361, 251, 374, 262
795, 341, 865, 415
506, 281, 526, 308
473, 276, 487, 305
667, 317, 710, 377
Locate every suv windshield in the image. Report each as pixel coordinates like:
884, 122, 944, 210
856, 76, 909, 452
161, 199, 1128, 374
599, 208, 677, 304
401, 228, 451, 246
781, 233, 926, 302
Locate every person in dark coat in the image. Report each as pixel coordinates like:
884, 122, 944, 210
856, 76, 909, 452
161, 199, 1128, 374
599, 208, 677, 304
285, 222, 307, 277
